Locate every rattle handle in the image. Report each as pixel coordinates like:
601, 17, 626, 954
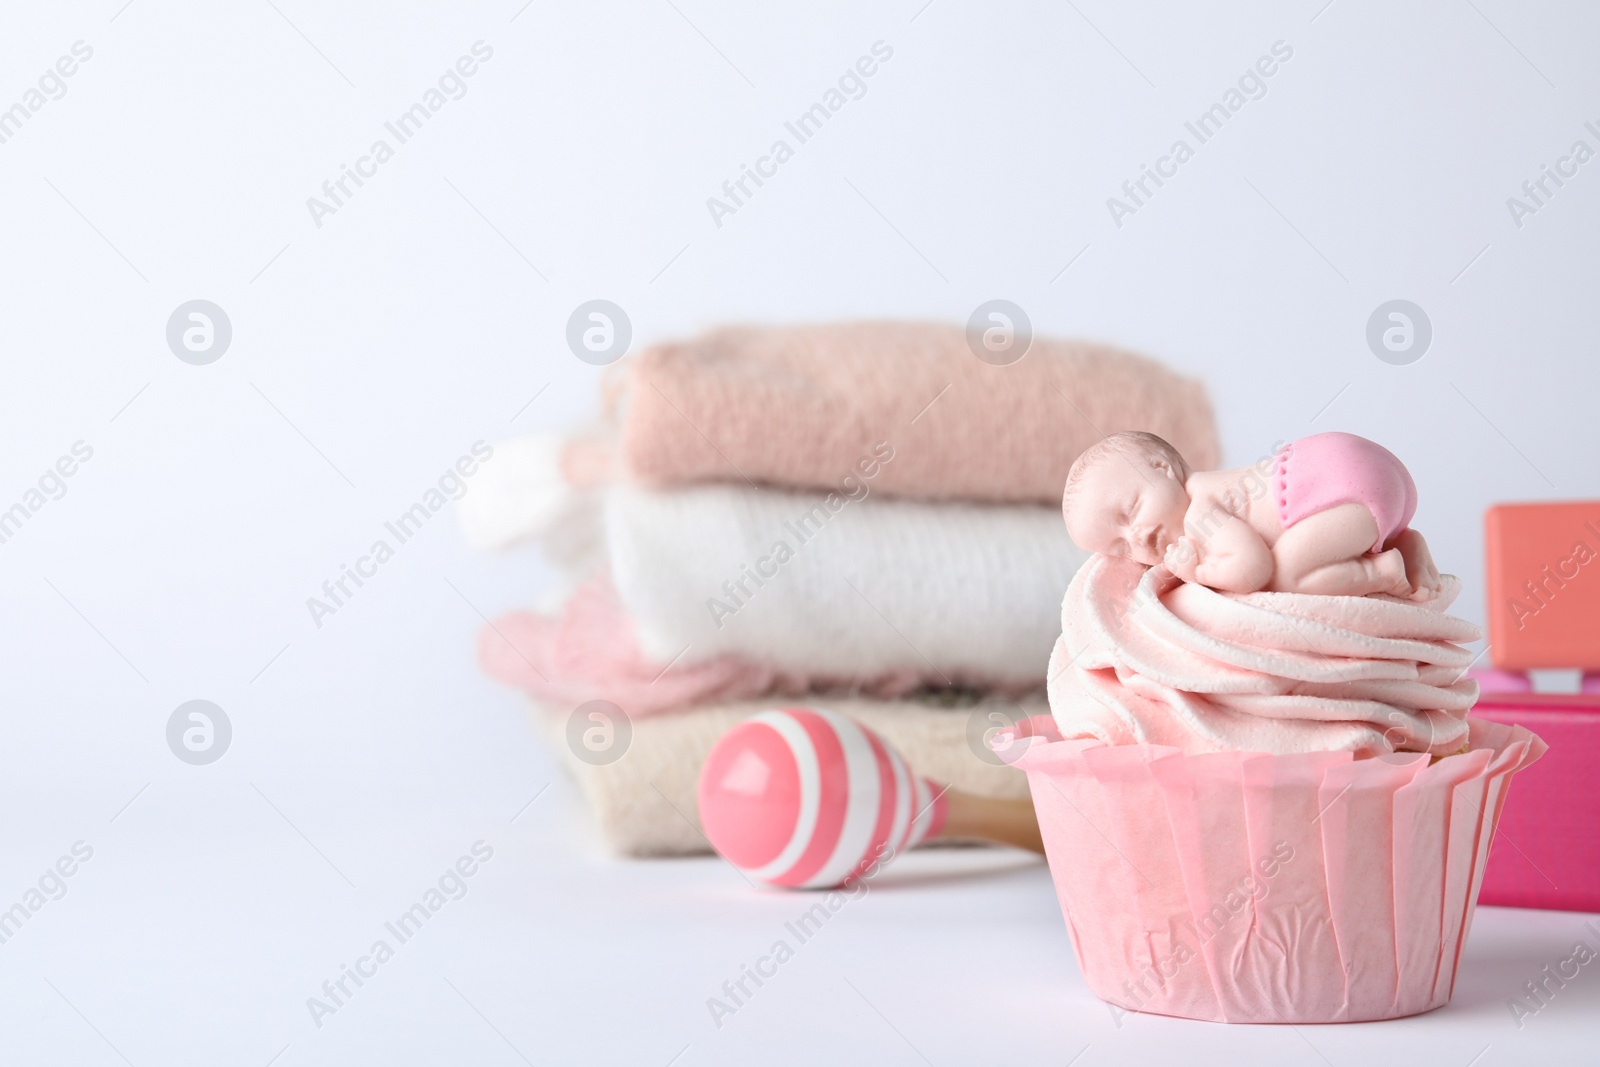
935, 790, 1044, 854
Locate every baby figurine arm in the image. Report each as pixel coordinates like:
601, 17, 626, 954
1164, 514, 1274, 594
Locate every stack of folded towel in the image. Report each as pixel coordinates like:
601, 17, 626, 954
463, 322, 1218, 855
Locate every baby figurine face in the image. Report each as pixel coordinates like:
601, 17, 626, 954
1063, 439, 1191, 565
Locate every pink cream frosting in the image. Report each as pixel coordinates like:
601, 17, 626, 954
1047, 555, 1482, 757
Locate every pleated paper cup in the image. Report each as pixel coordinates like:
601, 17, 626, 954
1007, 718, 1545, 1023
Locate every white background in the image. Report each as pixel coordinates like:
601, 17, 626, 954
1, 1, 1597, 1064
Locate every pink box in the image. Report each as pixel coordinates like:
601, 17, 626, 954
1477, 500, 1600, 912
1474, 692, 1600, 913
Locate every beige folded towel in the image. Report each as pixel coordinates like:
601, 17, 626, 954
576, 322, 1219, 504
532, 694, 1041, 856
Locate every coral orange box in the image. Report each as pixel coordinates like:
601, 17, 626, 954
1484, 501, 1600, 671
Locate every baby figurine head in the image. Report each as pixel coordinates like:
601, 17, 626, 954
1062, 431, 1192, 564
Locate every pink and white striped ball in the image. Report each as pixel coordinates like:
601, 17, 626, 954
697, 707, 947, 889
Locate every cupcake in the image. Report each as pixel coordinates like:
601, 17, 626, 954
1009, 556, 1545, 1023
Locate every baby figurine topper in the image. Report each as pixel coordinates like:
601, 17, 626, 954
1061, 430, 1442, 600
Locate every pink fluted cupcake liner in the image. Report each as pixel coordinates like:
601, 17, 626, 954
1006, 718, 1545, 1023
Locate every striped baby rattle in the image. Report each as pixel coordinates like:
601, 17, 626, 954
696, 707, 1043, 889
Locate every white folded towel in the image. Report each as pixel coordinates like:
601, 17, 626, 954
605, 483, 1087, 687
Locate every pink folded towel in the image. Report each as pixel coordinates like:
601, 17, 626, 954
480, 579, 1043, 718
570, 322, 1218, 503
